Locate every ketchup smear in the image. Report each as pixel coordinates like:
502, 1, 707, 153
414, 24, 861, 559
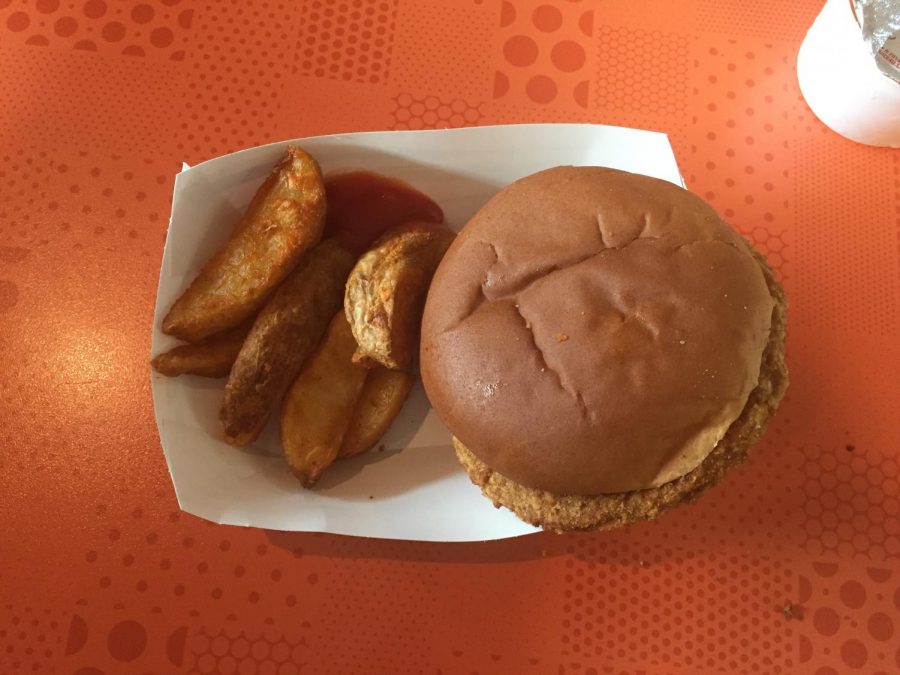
323, 171, 444, 255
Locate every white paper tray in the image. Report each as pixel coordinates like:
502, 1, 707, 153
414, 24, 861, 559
151, 123, 683, 541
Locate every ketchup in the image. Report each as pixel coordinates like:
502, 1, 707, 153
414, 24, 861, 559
324, 171, 444, 255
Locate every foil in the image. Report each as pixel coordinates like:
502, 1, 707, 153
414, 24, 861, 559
854, 0, 900, 82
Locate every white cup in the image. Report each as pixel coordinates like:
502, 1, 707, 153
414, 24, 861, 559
797, 0, 900, 147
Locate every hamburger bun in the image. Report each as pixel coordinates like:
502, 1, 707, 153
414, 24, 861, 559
420, 166, 788, 532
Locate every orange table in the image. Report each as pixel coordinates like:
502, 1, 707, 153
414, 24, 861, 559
2, 1, 899, 673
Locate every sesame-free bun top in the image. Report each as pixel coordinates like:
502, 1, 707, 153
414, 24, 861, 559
420, 167, 775, 495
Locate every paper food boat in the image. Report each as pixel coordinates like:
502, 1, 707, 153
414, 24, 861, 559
151, 123, 684, 542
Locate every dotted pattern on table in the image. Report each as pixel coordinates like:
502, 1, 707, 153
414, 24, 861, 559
794, 132, 899, 335
492, 0, 593, 109
592, 26, 690, 139
683, 37, 799, 282
389, 93, 484, 130
695, 0, 820, 42
560, 542, 795, 674
175, 1, 306, 160
187, 626, 308, 675
46, 611, 191, 674
0, 46, 179, 153
0, 146, 174, 477
295, 0, 397, 85
391, 0, 495, 97
0, 606, 67, 674
796, 560, 900, 673
1, 0, 190, 58
800, 443, 900, 562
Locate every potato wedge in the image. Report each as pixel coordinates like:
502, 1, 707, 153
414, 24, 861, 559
281, 312, 369, 486
220, 239, 355, 445
163, 146, 326, 342
338, 367, 415, 459
345, 222, 455, 370
151, 320, 251, 378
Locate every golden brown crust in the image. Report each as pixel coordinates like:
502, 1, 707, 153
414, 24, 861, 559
345, 222, 455, 370
455, 250, 788, 532
162, 146, 326, 342
151, 320, 252, 378
219, 239, 355, 446
338, 367, 415, 458
281, 312, 369, 486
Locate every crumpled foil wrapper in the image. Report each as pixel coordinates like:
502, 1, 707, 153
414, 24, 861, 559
854, 0, 900, 82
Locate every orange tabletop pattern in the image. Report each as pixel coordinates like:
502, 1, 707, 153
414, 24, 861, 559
2, 1, 899, 673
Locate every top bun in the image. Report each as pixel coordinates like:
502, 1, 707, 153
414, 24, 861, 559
420, 167, 776, 495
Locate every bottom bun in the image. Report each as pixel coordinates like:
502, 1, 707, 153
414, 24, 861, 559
454, 251, 788, 533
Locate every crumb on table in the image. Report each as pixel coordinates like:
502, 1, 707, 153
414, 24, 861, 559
780, 602, 802, 620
